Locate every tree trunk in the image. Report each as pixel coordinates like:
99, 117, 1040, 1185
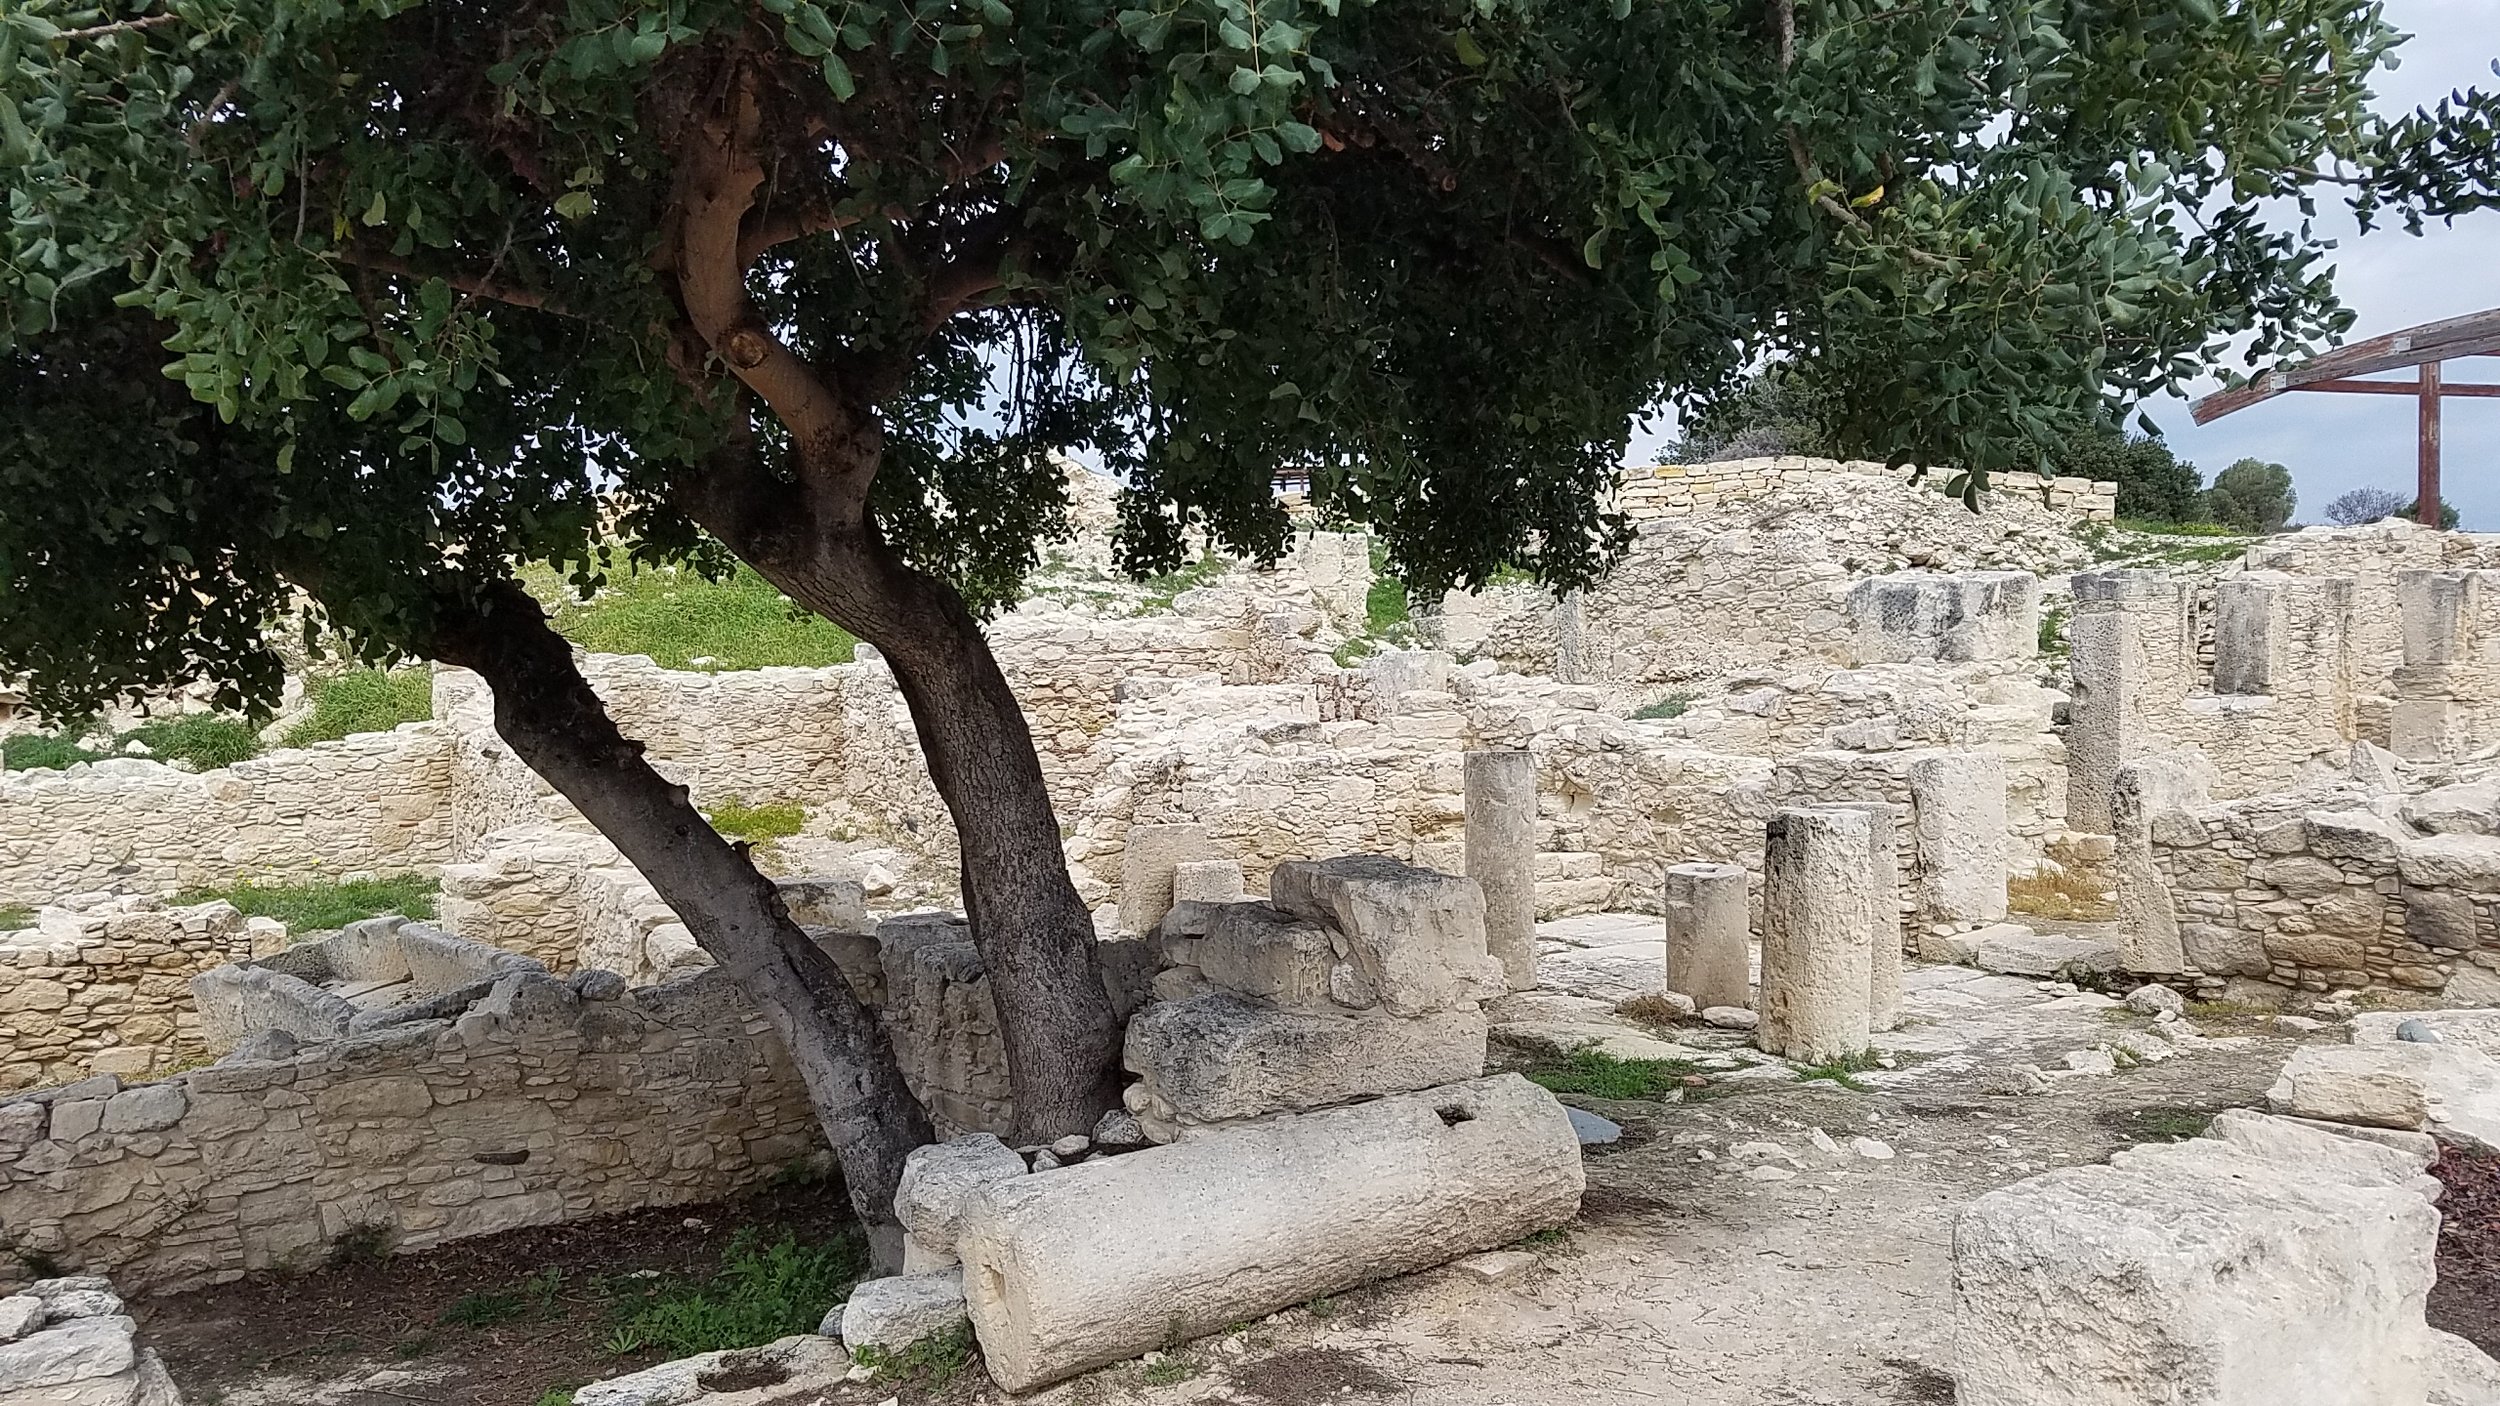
425, 578, 934, 1263
705, 506, 1124, 1143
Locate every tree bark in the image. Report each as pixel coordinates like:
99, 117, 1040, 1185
423, 578, 934, 1263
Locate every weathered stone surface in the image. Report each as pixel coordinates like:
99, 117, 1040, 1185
776, 877, 868, 932
891, 1134, 1027, 1255
1267, 856, 1505, 1017
1192, 903, 1347, 1011
1815, 800, 1904, 1032
2429, 1328, 2500, 1406
1118, 823, 1222, 937
2403, 777, 2500, 837
1907, 752, 2008, 926
572, 1333, 852, 1406
1122, 993, 1486, 1129
0, 1294, 42, 1343
957, 1074, 1582, 1392
2122, 984, 2184, 1017
1168, 859, 1246, 906
2397, 833, 2500, 890
2266, 1045, 2450, 1130
97, 1084, 185, 1136
0, 1314, 138, 1391
1463, 750, 1540, 992
1661, 863, 1749, 1012
1756, 808, 1873, 1063
837, 1270, 968, 1356
1953, 1145, 2438, 1405
1973, 930, 2120, 977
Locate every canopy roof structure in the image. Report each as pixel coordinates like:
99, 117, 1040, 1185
2191, 308, 2500, 527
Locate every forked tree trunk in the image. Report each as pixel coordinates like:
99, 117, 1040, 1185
702, 507, 1125, 1143
425, 578, 933, 1263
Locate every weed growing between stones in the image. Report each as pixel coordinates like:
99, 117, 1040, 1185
531, 1392, 575, 1406
1526, 1047, 1705, 1100
1630, 693, 1693, 721
702, 799, 809, 844
0, 905, 31, 930
1516, 1225, 1569, 1249
1140, 1350, 1206, 1385
282, 668, 433, 747
856, 1322, 979, 1387
173, 873, 439, 933
325, 1222, 396, 1269
1792, 1050, 1884, 1092
441, 1268, 567, 1329
2119, 1106, 2219, 1143
603, 1227, 868, 1358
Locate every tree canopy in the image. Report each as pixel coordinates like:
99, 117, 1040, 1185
1, 0, 2437, 720
2205, 456, 2297, 533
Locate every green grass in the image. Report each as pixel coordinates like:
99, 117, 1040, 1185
173, 874, 439, 932
1793, 1049, 1884, 1091
531, 1392, 575, 1406
604, 1228, 868, 1358
2120, 1106, 2217, 1143
855, 1323, 978, 1387
527, 562, 858, 671
282, 669, 432, 748
1133, 556, 1227, 615
1516, 1225, 1569, 1249
1303, 1295, 1340, 1320
1141, 1354, 1204, 1386
5, 714, 264, 773
0, 905, 32, 931
704, 799, 808, 843
1630, 692, 1692, 721
1525, 1046, 1703, 1100
2037, 603, 2069, 660
442, 1270, 566, 1329
2112, 516, 2239, 537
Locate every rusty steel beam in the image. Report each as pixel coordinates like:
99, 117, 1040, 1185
2189, 306, 2500, 424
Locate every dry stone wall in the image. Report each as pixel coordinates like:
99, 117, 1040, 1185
0, 965, 818, 1294
0, 899, 283, 1093
1614, 458, 2116, 523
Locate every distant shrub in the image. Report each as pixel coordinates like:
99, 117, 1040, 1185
1631, 693, 1691, 721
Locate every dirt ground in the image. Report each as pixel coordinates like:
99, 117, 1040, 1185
132, 923, 2487, 1406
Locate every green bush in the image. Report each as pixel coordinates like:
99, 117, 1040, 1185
0, 905, 33, 930
2402, 497, 2464, 530
606, 1229, 868, 1358
1630, 693, 1691, 721
2057, 425, 2208, 524
705, 799, 807, 843
283, 669, 433, 747
173, 874, 439, 932
530, 563, 857, 671
2204, 458, 2297, 534
2, 732, 99, 771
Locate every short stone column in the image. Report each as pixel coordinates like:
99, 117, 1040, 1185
1815, 801, 1903, 1033
1757, 807, 1875, 1062
1662, 863, 1750, 1011
1119, 823, 1219, 935
1464, 750, 1539, 991
2067, 570, 2193, 832
1907, 752, 2008, 926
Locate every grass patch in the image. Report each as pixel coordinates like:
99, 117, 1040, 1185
2187, 998, 2278, 1020
1303, 1295, 1341, 1320
325, 1222, 396, 1270
1793, 1049, 1884, 1091
282, 669, 432, 747
2117, 1106, 2217, 1143
1525, 1046, 1702, 1100
531, 1392, 575, 1406
1133, 555, 1228, 615
1630, 692, 1692, 721
1141, 1354, 1204, 1386
442, 1269, 566, 1330
855, 1322, 978, 1388
5, 714, 264, 773
0, 905, 32, 931
1613, 993, 1693, 1029
1515, 1225, 1569, 1249
2006, 869, 2116, 921
2113, 516, 2240, 537
2037, 603, 2069, 660
605, 1227, 868, 1358
527, 562, 857, 672
174, 874, 439, 932
704, 799, 807, 843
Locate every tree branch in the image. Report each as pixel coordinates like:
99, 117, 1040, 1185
57, 11, 181, 41
331, 247, 602, 324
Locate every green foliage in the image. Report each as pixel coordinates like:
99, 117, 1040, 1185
2203, 458, 2298, 534
441, 1270, 566, 1329
1131, 555, 1227, 615
4, 714, 261, 772
2112, 518, 2240, 538
281, 669, 432, 748
1668, 365, 1840, 462
531, 1393, 576, 1406
174, 874, 439, 932
1526, 1046, 1701, 1100
1140, 1354, 1203, 1386
1630, 693, 1691, 721
2403, 498, 2464, 530
1515, 1225, 1569, 1249
1793, 1050, 1883, 1091
854, 1324, 978, 1388
605, 1229, 868, 1359
325, 1223, 396, 1269
527, 565, 858, 673
0, 905, 33, 930
1, 730, 98, 771
1364, 574, 1412, 636
2056, 426, 2207, 525
0, 0, 2442, 735
703, 799, 808, 843
2037, 604, 2069, 661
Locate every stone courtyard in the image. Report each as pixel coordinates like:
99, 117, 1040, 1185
6, 459, 2500, 1404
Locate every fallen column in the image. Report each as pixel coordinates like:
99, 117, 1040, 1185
955, 1074, 1582, 1392
1662, 862, 1750, 1011
1756, 807, 1874, 1062
1816, 800, 1903, 1032
1463, 749, 1540, 991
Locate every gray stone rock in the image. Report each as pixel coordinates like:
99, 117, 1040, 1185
1266, 855, 1506, 1016
1974, 930, 2120, 977
1123, 992, 1488, 1128
0, 1294, 42, 1343
1565, 1108, 1622, 1145
99, 1083, 187, 1135
0, 1314, 137, 1391
837, 1270, 968, 1356
2397, 1019, 2441, 1043
569, 968, 629, 1001
26, 1277, 115, 1301
892, 1135, 1027, 1254
2123, 983, 2186, 1017
574, 1333, 851, 1406
39, 1288, 124, 1321
1700, 1006, 1758, 1031
1047, 1134, 1089, 1159
223, 1028, 302, 1063
1090, 1108, 1148, 1150
47, 1098, 106, 1143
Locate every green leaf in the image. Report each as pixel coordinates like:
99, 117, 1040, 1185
361, 191, 388, 226
1453, 30, 1488, 67
822, 52, 856, 100
554, 191, 595, 220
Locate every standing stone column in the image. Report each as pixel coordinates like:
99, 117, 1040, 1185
1816, 801, 1904, 1032
2066, 570, 2191, 832
1662, 863, 1750, 1011
1907, 752, 2009, 927
1757, 807, 1875, 1062
1464, 750, 1539, 991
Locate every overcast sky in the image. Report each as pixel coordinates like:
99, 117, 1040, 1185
1629, 0, 2500, 527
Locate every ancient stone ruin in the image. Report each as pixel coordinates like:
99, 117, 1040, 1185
5, 459, 2500, 1402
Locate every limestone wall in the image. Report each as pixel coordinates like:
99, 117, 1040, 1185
0, 965, 819, 1294
0, 726, 455, 906
1615, 458, 2116, 523
0, 899, 281, 1092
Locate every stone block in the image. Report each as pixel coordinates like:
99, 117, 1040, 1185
98, 1083, 186, 1135
1816, 800, 1904, 1032
2398, 833, 2500, 890
2267, 1046, 2434, 1129
1168, 859, 1245, 906
1118, 823, 1222, 937
1661, 863, 1749, 1012
1973, 930, 2120, 978
0, 1294, 41, 1343
777, 877, 869, 932
1907, 752, 2008, 925
956, 1074, 1581, 1392
1953, 1143, 2437, 1406
1757, 808, 1873, 1063
2402, 778, 2500, 837
837, 1270, 968, 1356
1122, 993, 1487, 1128
892, 1134, 1028, 1255
1193, 902, 1347, 1011
572, 1333, 851, 1406
1267, 856, 1505, 1016
0, 1315, 137, 1393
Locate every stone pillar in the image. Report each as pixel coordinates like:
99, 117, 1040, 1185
1119, 823, 1218, 936
2110, 759, 2210, 974
1463, 750, 1539, 991
1662, 862, 1750, 1011
1816, 801, 1903, 1033
2211, 571, 2284, 696
2066, 570, 2192, 832
1756, 807, 1874, 1062
1907, 751, 2008, 927
2393, 571, 2483, 759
